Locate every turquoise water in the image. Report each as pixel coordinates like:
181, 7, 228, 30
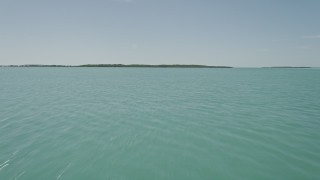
1, 67, 320, 180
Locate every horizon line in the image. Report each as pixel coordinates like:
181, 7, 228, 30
0, 64, 318, 68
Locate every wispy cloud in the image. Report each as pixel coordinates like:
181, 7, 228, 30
301, 35, 320, 39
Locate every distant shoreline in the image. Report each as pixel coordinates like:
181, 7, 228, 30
0, 64, 232, 68
0, 64, 316, 68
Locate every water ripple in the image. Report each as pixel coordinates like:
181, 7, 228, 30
1, 68, 320, 179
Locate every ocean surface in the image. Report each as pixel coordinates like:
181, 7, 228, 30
0, 67, 320, 180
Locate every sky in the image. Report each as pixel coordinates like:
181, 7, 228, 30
0, 0, 319, 67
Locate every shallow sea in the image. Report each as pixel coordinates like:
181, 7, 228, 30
1, 67, 320, 179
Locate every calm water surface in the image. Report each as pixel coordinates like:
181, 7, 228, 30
1, 68, 320, 179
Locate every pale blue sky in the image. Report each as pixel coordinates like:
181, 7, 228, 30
0, 0, 319, 67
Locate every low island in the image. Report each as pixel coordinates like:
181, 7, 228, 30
1, 64, 232, 68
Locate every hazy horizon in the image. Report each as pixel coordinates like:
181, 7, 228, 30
1, 0, 320, 67
0, 63, 318, 68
